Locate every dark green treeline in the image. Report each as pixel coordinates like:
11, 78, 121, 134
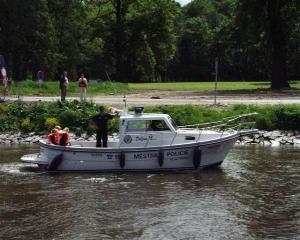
0, 0, 299, 88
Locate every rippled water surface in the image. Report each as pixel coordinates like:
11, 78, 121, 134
0, 145, 299, 240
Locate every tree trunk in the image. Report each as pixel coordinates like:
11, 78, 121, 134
115, 0, 123, 82
267, 0, 289, 89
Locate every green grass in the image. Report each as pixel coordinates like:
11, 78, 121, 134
129, 81, 300, 91
8, 80, 130, 96
6, 80, 300, 96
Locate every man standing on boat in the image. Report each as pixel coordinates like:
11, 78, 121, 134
91, 106, 116, 147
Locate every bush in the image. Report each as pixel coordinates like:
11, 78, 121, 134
44, 117, 60, 130
255, 115, 274, 130
58, 109, 81, 128
20, 118, 31, 132
275, 107, 300, 130
0, 101, 299, 133
75, 127, 84, 137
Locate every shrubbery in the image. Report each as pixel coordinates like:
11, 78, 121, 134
0, 100, 100, 134
44, 117, 60, 130
0, 101, 299, 134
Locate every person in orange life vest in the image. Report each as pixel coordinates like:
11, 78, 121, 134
47, 128, 60, 145
78, 74, 88, 102
59, 127, 71, 146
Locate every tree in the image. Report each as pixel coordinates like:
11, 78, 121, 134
236, 0, 300, 89
25, 0, 58, 80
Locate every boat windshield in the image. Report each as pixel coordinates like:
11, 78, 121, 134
168, 117, 178, 130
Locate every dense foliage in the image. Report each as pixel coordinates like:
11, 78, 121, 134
0, 0, 299, 88
0, 101, 299, 134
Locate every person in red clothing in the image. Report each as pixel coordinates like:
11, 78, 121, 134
47, 128, 60, 145
59, 127, 71, 146
78, 73, 88, 102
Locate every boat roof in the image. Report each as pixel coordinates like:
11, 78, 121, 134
120, 111, 170, 120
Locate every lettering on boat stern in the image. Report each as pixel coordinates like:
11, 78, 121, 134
91, 153, 103, 157
134, 152, 158, 159
90, 153, 120, 161
107, 154, 120, 160
166, 149, 189, 161
135, 134, 157, 142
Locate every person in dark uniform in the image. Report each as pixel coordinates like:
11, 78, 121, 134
91, 106, 115, 147
59, 71, 68, 101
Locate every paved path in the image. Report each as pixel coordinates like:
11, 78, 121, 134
5, 94, 299, 106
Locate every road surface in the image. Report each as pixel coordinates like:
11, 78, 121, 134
4, 93, 299, 106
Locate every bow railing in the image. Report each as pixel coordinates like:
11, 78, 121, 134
178, 112, 258, 140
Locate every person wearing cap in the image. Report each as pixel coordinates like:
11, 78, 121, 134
91, 106, 115, 147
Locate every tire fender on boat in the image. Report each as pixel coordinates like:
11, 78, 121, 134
120, 152, 125, 169
193, 148, 202, 169
158, 151, 164, 167
47, 154, 63, 171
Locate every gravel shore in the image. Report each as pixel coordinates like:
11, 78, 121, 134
1, 130, 300, 146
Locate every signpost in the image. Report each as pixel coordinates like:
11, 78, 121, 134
214, 56, 218, 105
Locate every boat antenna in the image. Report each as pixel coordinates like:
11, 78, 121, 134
123, 95, 127, 108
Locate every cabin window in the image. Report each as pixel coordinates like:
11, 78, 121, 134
126, 119, 171, 132
147, 120, 171, 131
126, 120, 148, 132
168, 117, 178, 130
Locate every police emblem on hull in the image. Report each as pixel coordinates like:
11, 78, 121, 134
124, 135, 132, 144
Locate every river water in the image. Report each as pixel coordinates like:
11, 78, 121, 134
0, 145, 299, 240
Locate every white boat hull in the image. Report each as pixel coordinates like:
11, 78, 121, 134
20, 132, 250, 172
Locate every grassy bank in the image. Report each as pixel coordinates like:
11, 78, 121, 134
7, 80, 300, 96
129, 81, 300, 92
8, 81, 130, 96
0, 101, 299, 134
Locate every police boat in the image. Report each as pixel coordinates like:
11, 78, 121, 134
21, 107, 258, 172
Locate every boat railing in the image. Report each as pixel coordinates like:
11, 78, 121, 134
118, 113, 258, 148
178, 112, 258, 141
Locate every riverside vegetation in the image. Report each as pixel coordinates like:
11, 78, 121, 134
1, 1, 299, 89
0, 101, 299, 139
6, 80, 300, 97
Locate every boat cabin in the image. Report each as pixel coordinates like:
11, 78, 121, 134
117, 107, 224, 148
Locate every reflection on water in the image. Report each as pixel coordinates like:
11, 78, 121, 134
0, 145, 299, 240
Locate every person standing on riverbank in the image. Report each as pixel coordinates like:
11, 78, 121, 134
59, 71, 68, 101
78, 73, 88, 101
37, 70, 44, 92
0, 55, 8, 100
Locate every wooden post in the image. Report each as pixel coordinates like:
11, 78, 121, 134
214, 57, 218, 105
